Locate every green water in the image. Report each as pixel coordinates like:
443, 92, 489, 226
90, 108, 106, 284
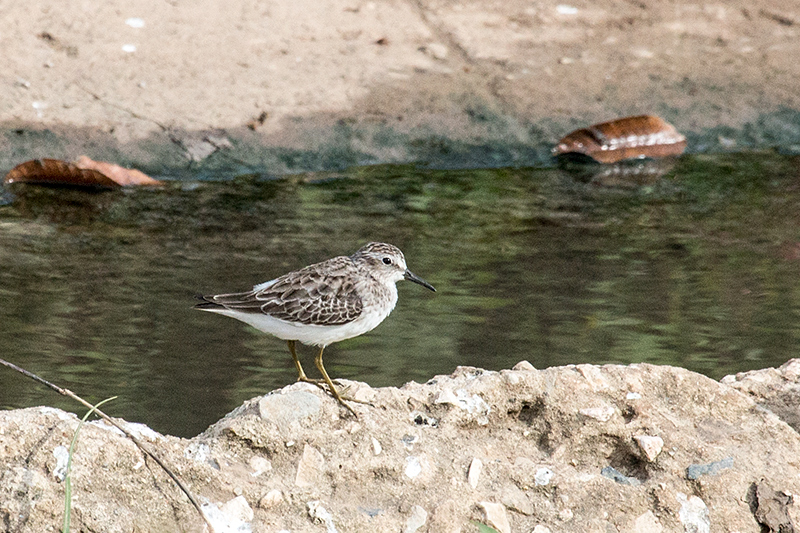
1, 153, 800, 437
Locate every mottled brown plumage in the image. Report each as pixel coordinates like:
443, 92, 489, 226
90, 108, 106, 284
198, 255, 364, 326
195, 242, 436, 416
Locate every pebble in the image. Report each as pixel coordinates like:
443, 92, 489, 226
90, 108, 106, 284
632, 510, 663, 533
424, 43, 449, 60
258, 489, 283, 509
579, 405, 615, 422
468, 457, 483, 488
501, 484, 534, 515
479, 501, 511, 533
534, 467, 554, 486
201, 496, 254, 533
249, 456, 272, 476
371, 437, 382, 455
221, 495, 254, 522
308, 501, 338, 533
403, 505, 428, 533
533, 526, 552, 533
405, 456, 422, 479
633, 435, 664, 462
601, 466, 641, 486
295, 444, 325, 487
513, 360, 536, 371
686, 457, 733, 480
52, 446, 69, 481
434, 388, 491, 424
677, 493, 710, 533
259, 390, 321, 426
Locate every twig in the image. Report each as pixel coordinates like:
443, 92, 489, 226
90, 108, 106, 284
0, 357, 215, 532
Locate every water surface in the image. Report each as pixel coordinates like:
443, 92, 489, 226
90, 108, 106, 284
1, 153, 799, 437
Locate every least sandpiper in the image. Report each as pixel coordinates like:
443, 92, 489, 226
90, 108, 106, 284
195, 242, 436, 415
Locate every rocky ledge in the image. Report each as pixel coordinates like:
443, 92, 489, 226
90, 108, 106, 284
2, 360, 800, 532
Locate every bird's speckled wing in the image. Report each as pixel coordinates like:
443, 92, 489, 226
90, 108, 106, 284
199, 256, 364, 325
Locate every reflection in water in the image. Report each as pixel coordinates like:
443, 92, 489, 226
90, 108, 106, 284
1, 153, 800, 437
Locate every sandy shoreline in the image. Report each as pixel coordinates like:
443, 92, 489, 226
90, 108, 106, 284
1, 0, 799, 173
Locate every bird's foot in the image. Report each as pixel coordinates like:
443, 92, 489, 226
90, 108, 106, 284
297, 376, 342, 387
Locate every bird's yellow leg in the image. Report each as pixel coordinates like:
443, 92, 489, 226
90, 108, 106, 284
313, 346, 361, 417
287, 340, 311, 382
288, 340, 329, 387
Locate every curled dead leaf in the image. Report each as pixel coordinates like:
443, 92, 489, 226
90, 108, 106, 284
553, 115, 687, 164
3, 157, 162, 188
74, 156, 161, 186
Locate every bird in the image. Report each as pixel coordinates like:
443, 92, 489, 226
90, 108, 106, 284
195, 242, 436, 415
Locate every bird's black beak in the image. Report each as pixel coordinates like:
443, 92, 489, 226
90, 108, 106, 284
404, 270, 436, 292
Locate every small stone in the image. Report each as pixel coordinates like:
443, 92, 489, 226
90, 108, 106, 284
500, 484, 533, 515
626, 392, 642, 400
677, 493, 710, 533
558, 508, 574, 522
258, 489, 283, 509
634, 435, 664, 462
579, 405, 615, 422
220, 495, 254, 522
184, 442, 211, 463
686, 457, 733, 480
533, 526, 552, 533
434, 389, 491, 424
52, 446, 69, 481
249, 456, 272, 476
424, 42, 448, 60
632, 510, 663, 533
295, 444, 325, 487
404, 505, 428, 533
259, 390, 321, 426
556, 4, 578, 15
534, 467, 554, 486
479, 501, 511, 533
372, 437, 382, 455
405, 456, 422, 479
468, 458, 483, 489
601, 466, 641, 486
308, 501, 338, 533
513, 360, 536, 371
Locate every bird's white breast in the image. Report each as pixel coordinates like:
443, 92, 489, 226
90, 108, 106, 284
203, 281, 399, 347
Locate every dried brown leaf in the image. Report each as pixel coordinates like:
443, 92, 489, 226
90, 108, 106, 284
553, 115, 687, 164
3, 157, 162, 189
4, 159, 119, 189
74, 156, 162, 186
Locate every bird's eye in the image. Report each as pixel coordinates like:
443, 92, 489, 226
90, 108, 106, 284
382, 257, 392, 265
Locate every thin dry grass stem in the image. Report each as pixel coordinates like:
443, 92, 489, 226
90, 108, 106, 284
0, 357, 215, 533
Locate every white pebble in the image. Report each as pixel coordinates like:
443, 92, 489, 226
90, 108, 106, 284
468, 457, 483, 489
634, 435, 664, 462
125, 18, 145, 28
405, 456, 422, 479
535, 467, 554, 486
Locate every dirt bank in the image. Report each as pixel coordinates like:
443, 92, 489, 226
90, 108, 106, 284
2, 0, 799, 173
3, 360, 800, 532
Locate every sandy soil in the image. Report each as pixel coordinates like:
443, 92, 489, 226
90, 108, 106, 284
1, 0, 799, 173
5, 361, 800, 532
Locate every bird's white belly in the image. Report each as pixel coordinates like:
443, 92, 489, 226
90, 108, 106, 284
203, 297, 396, 347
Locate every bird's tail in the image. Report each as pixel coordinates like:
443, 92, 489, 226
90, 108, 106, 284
193, 294, 224, 310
